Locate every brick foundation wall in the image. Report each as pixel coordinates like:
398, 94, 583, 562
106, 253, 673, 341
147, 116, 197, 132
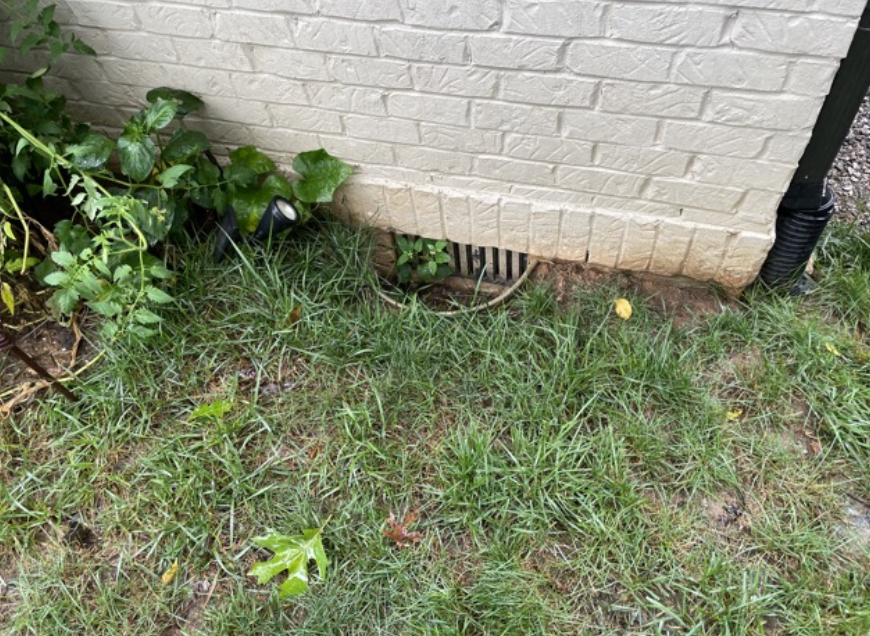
12, 0, 867, 286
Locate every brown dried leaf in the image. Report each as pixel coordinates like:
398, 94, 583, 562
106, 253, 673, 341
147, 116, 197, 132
382, 510, 424, 549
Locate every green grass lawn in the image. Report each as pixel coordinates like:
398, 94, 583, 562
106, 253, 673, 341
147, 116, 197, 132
2, 218, 869, 635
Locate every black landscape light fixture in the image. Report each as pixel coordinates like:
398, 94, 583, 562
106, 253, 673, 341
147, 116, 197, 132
214, 195, 300, 262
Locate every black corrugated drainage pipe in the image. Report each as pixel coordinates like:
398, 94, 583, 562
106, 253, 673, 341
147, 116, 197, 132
757, 1, 870, 294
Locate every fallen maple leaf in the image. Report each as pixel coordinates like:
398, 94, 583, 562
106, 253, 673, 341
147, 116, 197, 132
383, 510, 424, 549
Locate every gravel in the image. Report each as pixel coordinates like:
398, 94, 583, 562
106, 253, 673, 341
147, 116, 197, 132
827, 92, 870, 229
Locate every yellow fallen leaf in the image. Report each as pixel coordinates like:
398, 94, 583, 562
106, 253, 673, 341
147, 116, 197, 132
726, 409, 743, 421
825, 342, 841, 357
613, 298, 632, 320
161, 559, 179, 585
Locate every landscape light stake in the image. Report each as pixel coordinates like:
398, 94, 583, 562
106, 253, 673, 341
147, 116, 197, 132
214, 196, 300, 262
0, 324, 76, 402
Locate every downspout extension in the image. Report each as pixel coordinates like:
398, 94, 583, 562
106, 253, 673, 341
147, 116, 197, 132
757, 2, 870, 294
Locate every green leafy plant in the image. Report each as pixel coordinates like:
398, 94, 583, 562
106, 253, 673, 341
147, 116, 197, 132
395, 235, 453, 285
0, 3, 352, 338
248, 526, 328, 599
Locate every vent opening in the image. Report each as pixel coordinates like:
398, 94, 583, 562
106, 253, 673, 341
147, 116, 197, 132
395, 234, 529, 284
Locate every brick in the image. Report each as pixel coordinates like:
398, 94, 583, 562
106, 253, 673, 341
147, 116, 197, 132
499, 200, 531, 252
704, 92, 822, 131
662, 121, 769, 158
329, 56, 412, 89
401, 0, 501, 31
335, 181, 387, 227
765, 134, 809, 164
593, 195, 680, 218
528, 204, 563, 259
319, 0, 401, 20
388, 93, 470, 126
673, 50, 788, 91
413, 65, 499, 98
558, 208, 592, 261
738, 190, 784, 223
345, 114, 419, 144
818, 0, 867, 17
420, 124, 502, 154
587, 213, 625, 268
646, 178, 743, 212
295, 18, 377, 56
473, 101, 559, 135
682, 227, 730, 281
98, 60, 170, 89
379, 27, 467, 64
249, 47, 329, 80
173, 38, 251, 71
469, 34, 561, 70
504, 0, 604, 37
215, 11, 291, 44
566, 42, 672, 82
266, 104, 343, 132
203, 96, 272, 127
412, 189, 444, 238
717, 231, 774, 288
395, 146, 473, 173
137, 5, 213, 38
649, 221, 693, 276
442, 196, 472, 244
556, 166, 645, 198
307, 84, 387, 116
232, 74, 308, 105
501, 73, 597, 107
69, 2, 140, 29
318, 135, 396, 165
383, 186, 415, 233
612, 3, 728, 46
595, 144, 691, 178
469, 196, 500, 246
231, 0, 315, 13
79, 29, 178, 63
512, 186, 593, 208
618, 217, 660, 271
732, 11, 856, 58
690, 155, 795, 191
563, 111, 658, 146
600, 81, 706, 119
476, 156, 555, 186
160, 63, 236, 97
785, 60, 839, 97
503, 134, 593, 165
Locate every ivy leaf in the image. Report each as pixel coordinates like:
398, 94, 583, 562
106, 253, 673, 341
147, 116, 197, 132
118, 134, 156, 182
67, 133, 114, 170
162, 130, 211, 163
248, 526, 328, 599
230, 145, 275, 175
146, 87, 204, 119
292, 149, 353, 204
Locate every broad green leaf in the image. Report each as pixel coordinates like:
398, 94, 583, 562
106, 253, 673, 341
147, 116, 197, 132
229, 145, 275, 175
145, 286, 173, 304
87, 300, 122, 317
146, 87, 204, 118
43, 271, 69, 286
189, 400, 232, 421
128, 324, 157, 339
72, 37, 96, 56
1, 282, 14, 315
143, 98, 178, 131
248, 527, 328, 599
291, 149, 353, 204
67, 133, 114, 170
157, 164, 193, 188
52, 287, 80, 314
224, 163, 259, 189
113, 264, 133, 284
230, 173, 295, 234
51, 250, 76, 268
133, 308, 162, 324
162, 130, 211, 163
118, 134, 156, 182
3, 222, 16, 241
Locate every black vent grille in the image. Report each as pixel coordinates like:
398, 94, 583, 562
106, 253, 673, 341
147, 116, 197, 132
397, 235, 529, 284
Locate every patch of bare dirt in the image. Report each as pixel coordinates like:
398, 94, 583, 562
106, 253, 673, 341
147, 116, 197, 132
700, 493, 753, 534
532, 261, 739, 327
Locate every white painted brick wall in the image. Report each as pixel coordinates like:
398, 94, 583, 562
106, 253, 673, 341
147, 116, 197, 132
31, 0, 863, 288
